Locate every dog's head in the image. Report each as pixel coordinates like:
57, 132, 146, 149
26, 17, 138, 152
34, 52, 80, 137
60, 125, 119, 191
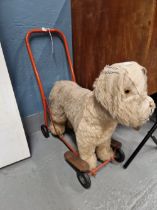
93, 61, 155, 128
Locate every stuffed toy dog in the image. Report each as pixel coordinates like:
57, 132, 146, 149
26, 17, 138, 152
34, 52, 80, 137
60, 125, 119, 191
49, 61, 155, 169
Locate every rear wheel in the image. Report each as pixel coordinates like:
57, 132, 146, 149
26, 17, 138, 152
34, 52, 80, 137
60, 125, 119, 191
41, 124, 49, 138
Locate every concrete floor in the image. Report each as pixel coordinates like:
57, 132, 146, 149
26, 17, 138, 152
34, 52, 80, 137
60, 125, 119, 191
1, 121, 157, 210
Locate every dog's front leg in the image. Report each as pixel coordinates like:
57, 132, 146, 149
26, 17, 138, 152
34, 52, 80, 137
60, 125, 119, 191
96, 139, 114, 162
77, 140, 97, 170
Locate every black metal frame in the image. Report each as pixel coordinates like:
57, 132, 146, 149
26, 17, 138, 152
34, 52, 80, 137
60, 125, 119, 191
123, 120, 157, 168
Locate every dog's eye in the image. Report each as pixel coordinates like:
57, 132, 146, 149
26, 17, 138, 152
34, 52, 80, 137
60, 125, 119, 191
124, 89, 130, 94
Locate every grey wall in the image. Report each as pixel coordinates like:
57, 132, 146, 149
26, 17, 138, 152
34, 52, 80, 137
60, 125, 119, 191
0, 0, 72, 117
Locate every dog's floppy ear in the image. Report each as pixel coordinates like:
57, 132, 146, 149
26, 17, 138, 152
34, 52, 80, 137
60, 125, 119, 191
93, 64, 124, 90
93, 65, 120, 91
93, 65, 123, 113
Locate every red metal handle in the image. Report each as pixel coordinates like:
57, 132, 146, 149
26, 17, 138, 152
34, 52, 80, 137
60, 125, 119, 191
25, 28, 76, 127
25, 30, 113, 173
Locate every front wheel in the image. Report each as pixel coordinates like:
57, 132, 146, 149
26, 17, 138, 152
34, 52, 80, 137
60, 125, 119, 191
76, 172, 91, 189
114, 148, 125, 162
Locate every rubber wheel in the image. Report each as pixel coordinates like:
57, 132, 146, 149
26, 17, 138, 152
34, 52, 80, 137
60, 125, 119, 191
114, 148, 125, 162
41, 124, 49, 138
77, 172, 91, 189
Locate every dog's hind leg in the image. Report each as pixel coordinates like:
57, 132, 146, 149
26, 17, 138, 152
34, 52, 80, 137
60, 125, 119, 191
49, 122, 65, 136
49, 102, 67, 136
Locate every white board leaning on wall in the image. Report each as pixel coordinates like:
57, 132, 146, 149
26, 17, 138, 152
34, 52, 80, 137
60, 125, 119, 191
0, 44, 30, 168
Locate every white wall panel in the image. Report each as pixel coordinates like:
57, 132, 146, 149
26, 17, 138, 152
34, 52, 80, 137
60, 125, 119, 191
0, 44, 30, 168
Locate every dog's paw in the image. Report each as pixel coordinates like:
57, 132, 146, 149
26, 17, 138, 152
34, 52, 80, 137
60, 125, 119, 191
96, 147, 114, 161
49, 123, 65, 136
80, 155, 97, 170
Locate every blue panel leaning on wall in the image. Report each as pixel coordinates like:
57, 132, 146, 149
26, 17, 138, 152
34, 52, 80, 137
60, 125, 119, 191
0, 0, 72, 117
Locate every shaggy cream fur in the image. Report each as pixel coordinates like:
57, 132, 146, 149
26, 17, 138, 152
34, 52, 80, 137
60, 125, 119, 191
49, 61, 155, 169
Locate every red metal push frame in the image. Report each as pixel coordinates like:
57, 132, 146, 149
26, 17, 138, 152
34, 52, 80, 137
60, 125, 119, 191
25, 28, 111, 176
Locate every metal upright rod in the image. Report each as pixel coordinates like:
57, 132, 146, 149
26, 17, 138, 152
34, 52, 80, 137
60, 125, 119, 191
123, 121, 157, 169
